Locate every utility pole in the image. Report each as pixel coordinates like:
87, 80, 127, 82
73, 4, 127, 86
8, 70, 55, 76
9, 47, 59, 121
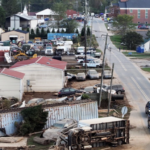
98, 33, 108, 108
84, 0, 88, 74
21, 0, 22, 12
90, 14, 93, 47
108, 63, 114, 116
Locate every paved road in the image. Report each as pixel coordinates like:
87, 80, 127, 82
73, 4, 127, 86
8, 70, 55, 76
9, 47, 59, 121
92, 18, 150, 149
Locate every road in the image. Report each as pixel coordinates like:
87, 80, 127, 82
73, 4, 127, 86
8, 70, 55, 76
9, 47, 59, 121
92, 18, 150, 149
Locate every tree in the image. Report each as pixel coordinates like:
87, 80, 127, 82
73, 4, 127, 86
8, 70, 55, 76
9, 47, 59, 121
17, 105, 48, 135
63, 20, 78, 33
112, 14, 135, 36
30, 29, 35, 39
87, 27, 91, 36
47, 28, 50, 34
57, 29, 60, 33
81, 27, 85, 37
122, 31, 144, 50
61, 29, 65, 33
52, 28, 55, 33
146, 30, 150, 40
52, 2, 67, 29
36, 28, 40, 37
75, 29, 79, 35
41, 28, 46, 38
0, 6, 5, 28
1, 0, 20, 17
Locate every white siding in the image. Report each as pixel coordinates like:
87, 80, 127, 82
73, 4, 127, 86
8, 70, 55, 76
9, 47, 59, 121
144, 41, 150, 52
0, 74, 22, 100
11, 64, 64, 92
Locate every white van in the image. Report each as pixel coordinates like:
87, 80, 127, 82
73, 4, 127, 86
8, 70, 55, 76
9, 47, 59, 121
45, 45, 53, 56
77, 46, 85, 54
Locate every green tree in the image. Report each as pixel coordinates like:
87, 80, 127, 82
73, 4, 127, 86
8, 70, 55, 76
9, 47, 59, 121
112, 14, 135, 36
47, 28, 50, 34
27, 28, 29, 33
75, 28, 79, 35
30, 29, 35, 39
122, 31, 144, 50
81, 27, 85, 37
87, 27, 91, 36
61, 29, 65, 33
1, 0, 20, 17
52, 28, 55, 33
0, 6, 5, 28
18, 105, 48, 135
57, 29, 60, 33
146, 30, 150, 40
63, 20, 78, 33
52, 2, 67, 28
41, 28, 45, 38
36, 28, 40, 37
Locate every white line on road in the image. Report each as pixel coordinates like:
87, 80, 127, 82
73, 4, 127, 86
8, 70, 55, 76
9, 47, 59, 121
131, 77, 150, 102
112, 52, 127, 71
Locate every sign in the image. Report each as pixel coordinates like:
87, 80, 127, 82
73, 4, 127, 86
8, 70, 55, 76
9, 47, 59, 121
121, 106, 128, 118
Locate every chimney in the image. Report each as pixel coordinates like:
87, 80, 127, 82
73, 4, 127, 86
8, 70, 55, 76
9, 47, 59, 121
120, 0, 128, 2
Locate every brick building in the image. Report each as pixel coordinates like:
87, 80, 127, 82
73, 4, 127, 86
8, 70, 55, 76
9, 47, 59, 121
118, 0, 150, 24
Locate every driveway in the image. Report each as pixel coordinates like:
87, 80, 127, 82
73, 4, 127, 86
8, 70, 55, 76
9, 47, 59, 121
92, 18, 150, 149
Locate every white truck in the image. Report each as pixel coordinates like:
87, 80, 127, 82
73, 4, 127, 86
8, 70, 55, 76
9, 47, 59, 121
45, 45, 53, 56
77, 46, 85, 54
83, 59, 102, 68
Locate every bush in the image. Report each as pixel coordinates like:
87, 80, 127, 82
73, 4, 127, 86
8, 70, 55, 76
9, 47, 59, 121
82, 94, 90, 99
18, 105, 48, 135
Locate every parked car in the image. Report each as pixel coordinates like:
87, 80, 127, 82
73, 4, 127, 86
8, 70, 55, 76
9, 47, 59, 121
77, 58, 94, 63
76, 72, 86, 81
93, 52, 101, 58
58, 88, 83, 97
66, 73, 76, 80
27, 98, 44, 105
105, 85, 125, 94
54, 41, 64, 46
103, 70, 112, 79
42, 119, 78, 140
77, 46, 85, 54
34, 41, 44, 48
145, 101, 150, 114
33, 45, 40, 52
87, 70, 99, 79
93, 84, 108, 93
83, 60, 102, 68
139, 25, 149, 29
39, 24, 48, 28
52, 56, 62, 61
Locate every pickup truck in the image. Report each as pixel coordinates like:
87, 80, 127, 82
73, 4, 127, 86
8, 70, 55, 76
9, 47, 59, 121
77, 58, 94, 63
83, 60, 102, 68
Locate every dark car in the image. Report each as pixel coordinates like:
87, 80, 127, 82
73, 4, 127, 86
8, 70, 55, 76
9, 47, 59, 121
145, 101, 150, 114
139, 25, 149, 29
52, 56, 62, 61
58, 88, 83, 97
106, 85, 125, 94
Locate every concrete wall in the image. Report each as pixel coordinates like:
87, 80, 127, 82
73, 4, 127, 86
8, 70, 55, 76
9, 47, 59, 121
0, 74, 23, 101
11, 63, 64, 92
1, 31, 29, 43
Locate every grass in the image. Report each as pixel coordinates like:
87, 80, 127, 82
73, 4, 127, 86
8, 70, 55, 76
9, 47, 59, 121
141, 68, 150, 72
110, 35, 128, 50
96, 49, 102, 53
27, 133, 54, 150
123, 52, 150, 58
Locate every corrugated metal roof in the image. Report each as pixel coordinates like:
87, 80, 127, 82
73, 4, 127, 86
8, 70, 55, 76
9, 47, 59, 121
0, 68, 25, 79
79, 117, 124, 125
10, 56, 67, 70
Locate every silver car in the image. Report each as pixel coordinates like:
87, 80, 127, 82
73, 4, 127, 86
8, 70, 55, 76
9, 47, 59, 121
76, 72, 86, 81
103, 70, 112, 79
87, 70, 99, 79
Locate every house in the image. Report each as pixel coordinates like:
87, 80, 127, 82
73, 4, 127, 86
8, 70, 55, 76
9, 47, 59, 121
36, 9, 57, 20
66, 10, 79, 18
143, 39, 150, 52
10, 56, 67, 92
108, 3, 119, 17
5, 6, 38, 30
118, 0, 150, 24
0, 68, 25, 101
1, 30, 29, 43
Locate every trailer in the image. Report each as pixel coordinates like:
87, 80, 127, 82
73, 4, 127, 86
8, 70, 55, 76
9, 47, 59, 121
59, 117, 130, 150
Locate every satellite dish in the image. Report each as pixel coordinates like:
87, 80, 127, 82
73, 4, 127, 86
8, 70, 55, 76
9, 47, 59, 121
121, 106, 128, 118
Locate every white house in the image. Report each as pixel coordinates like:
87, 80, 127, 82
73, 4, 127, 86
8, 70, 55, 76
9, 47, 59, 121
0, 68, 25, 101
10, 56, 67, 92
144, 40, 150, 52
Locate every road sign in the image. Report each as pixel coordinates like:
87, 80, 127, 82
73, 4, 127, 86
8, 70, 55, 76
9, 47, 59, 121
121, 106, 128, 118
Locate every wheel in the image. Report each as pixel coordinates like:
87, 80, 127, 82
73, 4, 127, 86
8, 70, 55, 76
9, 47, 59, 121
96, 65, 100, 68
117, 91, 122, 95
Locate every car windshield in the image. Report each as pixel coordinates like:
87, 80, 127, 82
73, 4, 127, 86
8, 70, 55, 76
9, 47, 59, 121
46, 46, 52, 49
78, 73, 85, 76
53, 123, 65, 128
78, 48, 84, 50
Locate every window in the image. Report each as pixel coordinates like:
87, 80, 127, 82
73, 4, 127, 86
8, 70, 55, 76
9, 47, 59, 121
130, 9, 133, 13
145, 10, 148, 19
64, 89, 69, 92
70, 88, 76, 92
138, 10, 140, 19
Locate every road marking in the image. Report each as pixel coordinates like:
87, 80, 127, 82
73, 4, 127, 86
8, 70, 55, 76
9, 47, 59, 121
112, 53, 127, 71
131, 77, 149, 102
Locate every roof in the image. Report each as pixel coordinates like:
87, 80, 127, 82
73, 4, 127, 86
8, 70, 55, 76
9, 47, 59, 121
119, 0, 150, 8
28, 12, 37, 16
36, 9, 57, 15
66, 10, 80, 17
79, 117, 124, 125
0, 68, 25, 79
2, 30, 28, 34
10, 56, 67, 70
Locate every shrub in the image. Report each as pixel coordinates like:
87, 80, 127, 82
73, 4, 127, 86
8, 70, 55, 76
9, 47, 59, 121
82, 94, 90, 99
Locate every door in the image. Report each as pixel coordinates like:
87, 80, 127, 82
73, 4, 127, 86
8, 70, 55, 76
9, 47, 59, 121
70, 88, 76, 95
63, 88, 70, 96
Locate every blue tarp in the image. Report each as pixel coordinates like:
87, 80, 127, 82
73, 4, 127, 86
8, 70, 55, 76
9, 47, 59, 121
47, 33, 78, 40
44, 18, 49, 21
